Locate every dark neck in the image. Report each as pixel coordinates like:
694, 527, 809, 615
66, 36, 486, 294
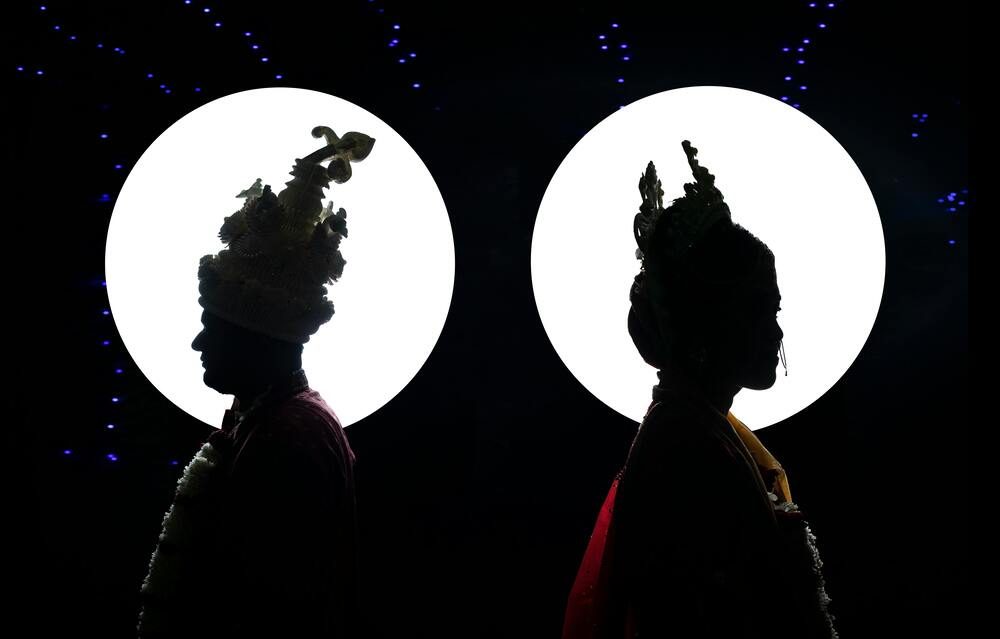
656, 364, 738, 417
234, 366, 302, 409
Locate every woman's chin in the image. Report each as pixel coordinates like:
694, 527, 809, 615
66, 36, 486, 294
743, 367, 778, 391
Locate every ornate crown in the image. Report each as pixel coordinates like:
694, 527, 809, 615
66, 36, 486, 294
633, 140, 732, 265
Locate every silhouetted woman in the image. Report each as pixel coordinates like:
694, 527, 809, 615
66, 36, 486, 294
563, 141, 837, 639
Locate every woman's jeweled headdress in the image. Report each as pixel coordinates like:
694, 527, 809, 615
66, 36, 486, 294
633, 140, 732, 266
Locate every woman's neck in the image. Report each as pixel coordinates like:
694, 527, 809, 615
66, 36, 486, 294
656, 365, 738, 417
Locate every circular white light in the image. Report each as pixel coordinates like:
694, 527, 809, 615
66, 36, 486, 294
107, 87, 455, 428
531, 86, 884, 429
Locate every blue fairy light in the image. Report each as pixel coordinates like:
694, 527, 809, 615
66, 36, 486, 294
115, 368, 124, 374
785, 76, 792, 81
620, 43, 628, 49
107, 424, 115, 430
412, 82, 421, 88
611, 23, 619, 28
598, 34, 606, 40
64, 450, 72, 456
103, 309, 111, 315
911, 133, 919, 138
622, 55, 630, 61
601, 45, 608, 50
102, 340, 110, 346
112, 396, 120, 403
36, 69, 44, 75
617, 77, 624, 83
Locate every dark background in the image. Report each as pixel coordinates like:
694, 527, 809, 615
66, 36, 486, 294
6, 1, 968, 637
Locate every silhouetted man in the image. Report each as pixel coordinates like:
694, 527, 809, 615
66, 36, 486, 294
139, 126, 374, 637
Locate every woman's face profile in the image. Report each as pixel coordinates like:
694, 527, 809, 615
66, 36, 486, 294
733, 277, 783, 392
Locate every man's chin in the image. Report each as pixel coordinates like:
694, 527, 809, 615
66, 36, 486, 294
202, 370, 226, 394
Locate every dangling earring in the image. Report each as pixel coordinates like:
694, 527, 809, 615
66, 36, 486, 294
779, 338, 788, 376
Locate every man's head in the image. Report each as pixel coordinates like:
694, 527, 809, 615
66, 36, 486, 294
191, 310, 303, 397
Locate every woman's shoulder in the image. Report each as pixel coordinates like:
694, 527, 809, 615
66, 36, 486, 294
642, 389, 724, 440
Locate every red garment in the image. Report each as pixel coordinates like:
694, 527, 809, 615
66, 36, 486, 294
562, 475, 634, 639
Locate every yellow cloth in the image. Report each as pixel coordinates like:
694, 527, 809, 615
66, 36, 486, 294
726, 412, 793, 504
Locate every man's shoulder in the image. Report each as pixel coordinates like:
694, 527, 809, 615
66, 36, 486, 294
279, 389, 343, 431
246, 390, 353, 470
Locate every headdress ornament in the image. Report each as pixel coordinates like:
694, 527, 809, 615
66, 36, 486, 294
197, 126, 375, 344
633, 140, 732, 266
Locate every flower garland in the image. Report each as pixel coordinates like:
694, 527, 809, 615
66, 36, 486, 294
769, 492, 840, 639
137, 439, 225, 637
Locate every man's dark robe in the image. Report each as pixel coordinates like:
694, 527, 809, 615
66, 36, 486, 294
139, 369, 358, 637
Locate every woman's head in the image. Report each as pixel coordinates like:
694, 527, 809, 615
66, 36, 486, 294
630, 217, 783, 391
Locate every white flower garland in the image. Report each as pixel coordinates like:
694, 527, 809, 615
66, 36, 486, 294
137, 440, 224, 636
769, 492, 839, 639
